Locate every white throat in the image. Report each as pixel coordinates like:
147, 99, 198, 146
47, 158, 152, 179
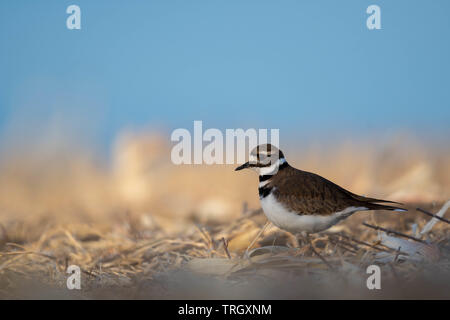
256, 158, 286, 176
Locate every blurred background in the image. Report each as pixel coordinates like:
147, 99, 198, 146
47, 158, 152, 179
0, 0, 449, 236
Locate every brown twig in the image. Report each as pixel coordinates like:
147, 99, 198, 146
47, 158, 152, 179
305, 233, 335, 270
362, 222, 426, 244
195, 224, 214, 250
328, 237, 358, 255
417, 207, 450, 225
309, 244, 335, 270
337, 234, 388, 252
393, 246, 402, 263
222, 237, 231, 259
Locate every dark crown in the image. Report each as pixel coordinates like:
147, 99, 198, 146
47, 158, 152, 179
250, 144, 285, 160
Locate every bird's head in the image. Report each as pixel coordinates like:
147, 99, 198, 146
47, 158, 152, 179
235, 144, 287, 175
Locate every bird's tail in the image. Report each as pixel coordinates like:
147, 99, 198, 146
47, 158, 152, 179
341, 186, 406, 211
347, 191, 407, 212
363, 202, 407, 212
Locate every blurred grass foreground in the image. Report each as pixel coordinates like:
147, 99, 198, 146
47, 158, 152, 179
0, 130, 449, 299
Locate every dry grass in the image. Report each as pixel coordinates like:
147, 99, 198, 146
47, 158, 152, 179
0, 132, 449, 299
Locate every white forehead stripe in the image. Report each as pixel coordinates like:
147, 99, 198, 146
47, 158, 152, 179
258, 150, 274, 155
256, 150, 279, 156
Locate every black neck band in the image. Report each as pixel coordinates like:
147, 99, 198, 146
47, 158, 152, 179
258, 185, 273, 198
259, 175, 272, 182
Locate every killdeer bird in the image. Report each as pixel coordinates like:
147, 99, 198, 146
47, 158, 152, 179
235, 144, 406, 234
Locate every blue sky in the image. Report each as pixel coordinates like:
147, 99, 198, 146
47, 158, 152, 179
1, 0, 449, 150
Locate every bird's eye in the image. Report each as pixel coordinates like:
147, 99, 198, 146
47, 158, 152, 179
259, 154, 272, 165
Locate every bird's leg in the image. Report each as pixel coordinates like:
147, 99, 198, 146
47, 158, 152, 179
305, 232, 315, 251
298, 231, 311, 247
303, 232, 320, 255
293, 232, 311, 255
307, 234, 334, 270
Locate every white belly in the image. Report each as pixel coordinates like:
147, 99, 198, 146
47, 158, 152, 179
260, 193, 366, 234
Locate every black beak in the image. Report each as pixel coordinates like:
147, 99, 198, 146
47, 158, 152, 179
235, 162, 250, 171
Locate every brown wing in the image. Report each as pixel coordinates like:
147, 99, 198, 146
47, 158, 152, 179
270, 167, 404, 216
